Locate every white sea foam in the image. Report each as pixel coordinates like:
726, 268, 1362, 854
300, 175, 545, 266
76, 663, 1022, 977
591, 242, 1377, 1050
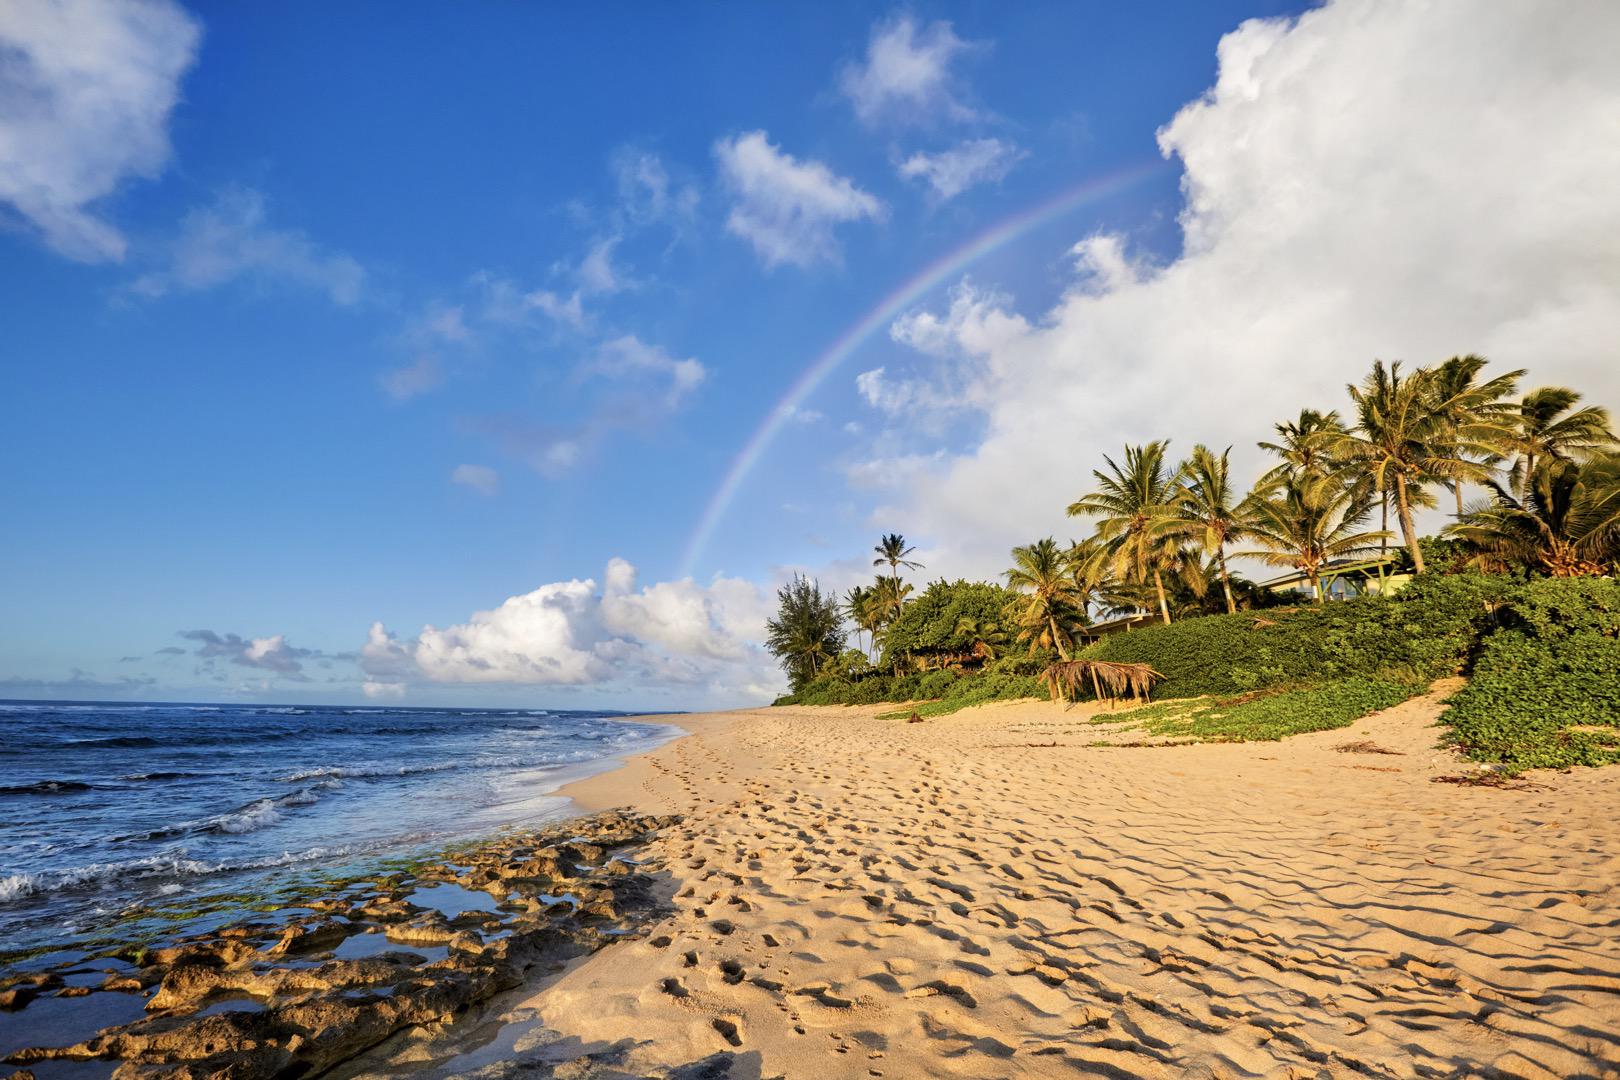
210, 799, 281, 835
0, 873, 38, 901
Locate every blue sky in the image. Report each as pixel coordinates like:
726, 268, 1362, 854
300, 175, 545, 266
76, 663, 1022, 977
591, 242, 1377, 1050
3, 1, 1616, 707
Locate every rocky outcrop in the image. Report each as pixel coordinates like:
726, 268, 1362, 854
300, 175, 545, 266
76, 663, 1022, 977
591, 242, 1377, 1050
3, 810, 678, 1079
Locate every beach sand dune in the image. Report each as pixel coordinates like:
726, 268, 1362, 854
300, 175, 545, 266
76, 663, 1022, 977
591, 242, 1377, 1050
357, 688, 1620, 1078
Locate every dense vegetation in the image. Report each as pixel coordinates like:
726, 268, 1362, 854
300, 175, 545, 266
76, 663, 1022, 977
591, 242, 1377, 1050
1443, 577, 1620, 769
764, 355, 1619, 771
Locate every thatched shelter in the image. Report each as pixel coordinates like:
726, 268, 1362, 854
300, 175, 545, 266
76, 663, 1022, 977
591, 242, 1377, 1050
1040, 659, 1164, 708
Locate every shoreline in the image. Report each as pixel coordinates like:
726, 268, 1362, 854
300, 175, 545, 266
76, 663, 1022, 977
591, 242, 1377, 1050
8, 694, 1620, 1077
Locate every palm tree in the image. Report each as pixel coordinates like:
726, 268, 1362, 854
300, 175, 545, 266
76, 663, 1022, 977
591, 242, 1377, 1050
1239, 475, 1389, 603
1428, 354, 1524, 518
1258, 408, 1346, 485
864, 575, 912, 634
1448, 454, 1620, 576
1068, 441, 1189, 624
1004, 538, 1086, 659
764, 575, 847, 690
1176, 444, 1248, 614
843, 585, 872, 658
1065, 537, 1129, 623
872, 533, 923, 584
1504, 387, 1617, 500
1329, 361, 1503, 574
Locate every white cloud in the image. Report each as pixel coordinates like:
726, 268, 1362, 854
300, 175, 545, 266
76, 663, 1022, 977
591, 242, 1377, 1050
715, 131, 885, 269
839, 14, 981, 127
379, 355, 442, 402
857, 0, 1620, 580
587, 334, 707, 408
898, 138, 1023, 201
0, 0, 199, 262
129, 189, 365, 303
451, 464, 499, 496
612, 147, 699, 227
179, 629, 327, 678
361, 561, 778, 701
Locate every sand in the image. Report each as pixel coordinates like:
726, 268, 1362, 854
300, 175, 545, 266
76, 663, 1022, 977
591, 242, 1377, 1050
356, 687, 1620, 1078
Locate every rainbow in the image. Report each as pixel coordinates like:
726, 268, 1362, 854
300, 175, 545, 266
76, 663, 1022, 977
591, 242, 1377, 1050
679, 159, 1167, 578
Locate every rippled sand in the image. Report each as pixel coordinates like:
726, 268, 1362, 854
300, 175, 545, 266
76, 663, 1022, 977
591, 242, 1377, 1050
357, 687, 1620, 1079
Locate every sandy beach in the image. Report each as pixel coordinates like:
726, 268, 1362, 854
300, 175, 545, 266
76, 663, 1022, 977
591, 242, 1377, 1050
345, 688, 1620, 1079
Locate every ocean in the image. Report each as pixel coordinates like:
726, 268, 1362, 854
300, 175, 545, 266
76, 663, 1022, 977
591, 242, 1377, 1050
0, 698, 679, 968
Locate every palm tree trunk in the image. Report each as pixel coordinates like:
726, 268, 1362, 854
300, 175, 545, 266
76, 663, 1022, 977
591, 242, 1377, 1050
1153, 569, 1172, 625
1393, 472, 1426, 573
1216, 547, 1236, 614
1310, 571, 1324, 604
1454, 481, 1464, 519
1048, 614, 1070, 660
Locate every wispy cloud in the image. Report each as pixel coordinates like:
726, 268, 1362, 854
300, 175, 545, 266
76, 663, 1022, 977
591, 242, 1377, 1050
128, 189, 365, 304
714, 131, 885, 269
898, 138, 1024, 201
379, 355, 442, 402
451, 463, 500, 496
0, 0, 200, 262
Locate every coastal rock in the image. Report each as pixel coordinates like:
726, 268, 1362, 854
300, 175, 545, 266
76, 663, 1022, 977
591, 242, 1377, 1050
261, 917, 349, 957
4, 810, 678, 1079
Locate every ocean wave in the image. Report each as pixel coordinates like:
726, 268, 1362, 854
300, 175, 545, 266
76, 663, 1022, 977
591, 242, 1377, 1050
66, 735, 165, 749
0, 779, 94, 796
211, 799, 281, 835
274, 751, 597, 783
117, 782, 337, 843
0, 844, 367, 905
118, 771, 200, 783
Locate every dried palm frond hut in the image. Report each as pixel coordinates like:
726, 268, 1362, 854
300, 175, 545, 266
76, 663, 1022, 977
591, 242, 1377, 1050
1041, 659, 1164, 708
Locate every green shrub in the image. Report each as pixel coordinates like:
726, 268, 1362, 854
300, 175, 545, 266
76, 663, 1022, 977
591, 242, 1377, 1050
1082, 573, 1514, 699
1118, 678, 1419, 742
1441, 577, 1620, 770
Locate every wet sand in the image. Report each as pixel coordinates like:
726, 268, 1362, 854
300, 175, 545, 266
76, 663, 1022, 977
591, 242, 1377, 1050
344, 687, 1620, 1079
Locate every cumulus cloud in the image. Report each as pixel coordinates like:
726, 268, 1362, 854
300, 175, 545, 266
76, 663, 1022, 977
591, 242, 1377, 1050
715, 131, 885, 269
179, 629, 324, 677
128, 189, 365, 303
360, 561, 778, 701
898, 138, 1024, 201
857, 0, 1620, 580
451, 464, 499, 496
0, 0, 199, 262
838, 14, 981, 127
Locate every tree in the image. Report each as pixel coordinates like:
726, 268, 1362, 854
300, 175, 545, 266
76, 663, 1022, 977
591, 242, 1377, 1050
1176, 444, 1248, 614
865, 575, 912, 627
1065, 537, 1131, 623
877, 579, 1017, 670
842, 585, 873, 658
1004, 538, 1087, 659
872, 533, 923, 584
1239, 474, 1388, 602
1258, 408, 1346, 485
1503, 387, 1617, 500
764, 575, 846, 691
1428, 354, 1523, 518
1068, 441, 1189, 624
1329, 361, 1508, 574
1447, 454, 1620, 576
